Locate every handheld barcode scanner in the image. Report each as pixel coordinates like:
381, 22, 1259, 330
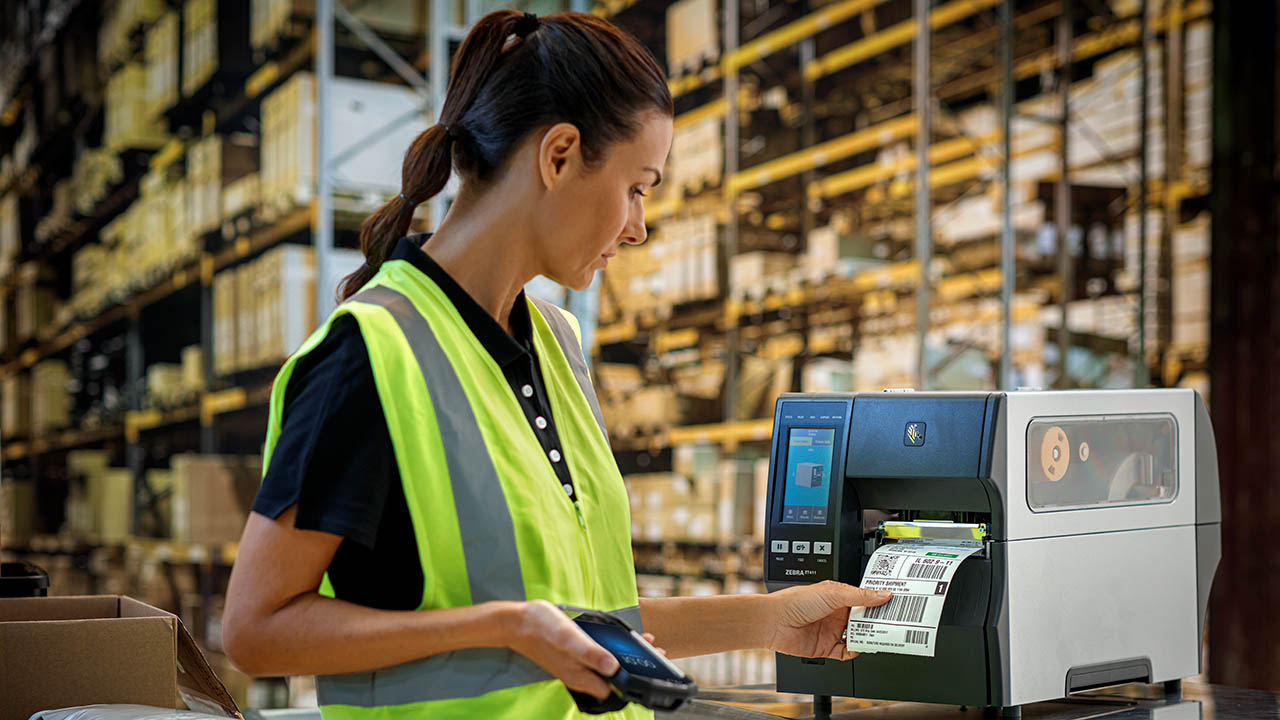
763, 390, 1222, 715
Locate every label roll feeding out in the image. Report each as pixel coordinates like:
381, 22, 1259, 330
846, 532, 982, 658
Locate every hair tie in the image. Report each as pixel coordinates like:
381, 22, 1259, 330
514, 12, 539, 38
443, 123, 470, 146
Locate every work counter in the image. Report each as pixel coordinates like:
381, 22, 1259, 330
240, 682, 1279, 719
664, 682, 1279, 720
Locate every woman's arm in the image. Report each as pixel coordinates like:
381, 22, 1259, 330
640, 581, 890, 660
222, 506, 620, 699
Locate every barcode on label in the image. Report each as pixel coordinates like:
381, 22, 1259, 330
906, 561, 947, 579
863, 594, 928, 623
871, 555, 897, 576
905, 630, 929, 644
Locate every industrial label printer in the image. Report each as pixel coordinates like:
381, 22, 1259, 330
763, 390, 1221, 713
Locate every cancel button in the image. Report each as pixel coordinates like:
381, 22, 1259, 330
813, 542, 832, 555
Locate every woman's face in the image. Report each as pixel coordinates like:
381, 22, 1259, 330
535, 111, 673, 291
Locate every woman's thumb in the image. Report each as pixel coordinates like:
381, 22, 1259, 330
831, 582, 891, 608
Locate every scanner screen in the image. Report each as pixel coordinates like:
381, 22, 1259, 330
781, 427, 835, 524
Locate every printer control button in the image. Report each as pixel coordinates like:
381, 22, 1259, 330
813, 542, 832, 555
792, 541, 811, 554
771, 540, 790, 554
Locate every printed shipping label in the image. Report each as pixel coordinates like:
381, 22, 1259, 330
845, 542, 982, 657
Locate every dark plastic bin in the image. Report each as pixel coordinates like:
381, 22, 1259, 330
0, 560, 49, 597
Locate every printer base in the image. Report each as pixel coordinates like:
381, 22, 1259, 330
983, 705, 1021, 719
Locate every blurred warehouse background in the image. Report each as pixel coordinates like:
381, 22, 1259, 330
0, 0, 1277, 709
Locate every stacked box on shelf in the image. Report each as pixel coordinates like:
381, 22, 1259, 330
260, 72, 426, 216
99, 0, 167, 68
670, 114, 722, 196
182, 345, 204, 396
15, 262, 57, 343
655, 214, 718, 306
170, 454, 262, 544
34, 178, 76, 242
70, 148, 125, 215
0, 193, 18, 280
70, 244, 110, 318
802, 225, 891, 283
144, 11, 180, 120
251, 0, 429, 51
213, 269, 238, 376
1, 374, 31, 439
221, 172, 261, 230
104, 62, 169, 151
31, 359, 71, 434
0, 479, 37, 546
145, 359, 202, 409
183, 0, 219, 95
626, 472, 716, 543
666, 0, 719, 75
235, 262, 259, 371
188, 135, 259, 237
255, 244, 316, 368
1171, 213, 1211, 354
729, 251, 794, 301
1183, 21, 1212, 178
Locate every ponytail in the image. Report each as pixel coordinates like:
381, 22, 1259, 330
338, 8, 671, 301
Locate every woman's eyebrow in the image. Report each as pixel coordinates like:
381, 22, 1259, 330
644, 167, 663, 186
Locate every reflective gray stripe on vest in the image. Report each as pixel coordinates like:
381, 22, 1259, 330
613, 604, 644, 633
529, 297, 610, 447
317, 649, 551, 706
316, 604, 643, 707
351, 285, 525, 604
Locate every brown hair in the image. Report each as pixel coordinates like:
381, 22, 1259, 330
338, 10, 673, 301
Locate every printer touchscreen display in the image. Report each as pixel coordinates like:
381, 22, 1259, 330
781, 428, 835, 524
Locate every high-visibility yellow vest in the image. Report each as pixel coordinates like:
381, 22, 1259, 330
261, 257, 650, 719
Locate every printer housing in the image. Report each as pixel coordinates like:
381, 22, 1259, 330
763, 390, 1221, 709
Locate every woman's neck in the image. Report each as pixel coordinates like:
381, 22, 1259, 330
421, 188, 539, 335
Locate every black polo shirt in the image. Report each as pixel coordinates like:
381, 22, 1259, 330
251, 233, 579, 610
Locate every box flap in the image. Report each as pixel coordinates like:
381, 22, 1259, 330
0, 615, 174, 720
120, 594, 173, 619
175, 614, 242, 718
0, 595, 121, 622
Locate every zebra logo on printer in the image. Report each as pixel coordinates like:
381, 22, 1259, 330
904, 421, 927, 447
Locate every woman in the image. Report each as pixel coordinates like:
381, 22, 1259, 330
222, 9, 889, 719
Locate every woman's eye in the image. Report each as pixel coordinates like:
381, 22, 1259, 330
631, 187, 647, 198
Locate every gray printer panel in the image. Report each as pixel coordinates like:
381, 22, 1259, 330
1000, 390, 1198, 540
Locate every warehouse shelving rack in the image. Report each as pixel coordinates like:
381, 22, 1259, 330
596, 0, 1209, 459
0, 1, 607, 644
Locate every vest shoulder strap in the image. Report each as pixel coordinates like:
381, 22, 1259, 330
528, 297, 610, 448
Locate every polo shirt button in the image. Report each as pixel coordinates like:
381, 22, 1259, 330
563, 483, 574, 496
549, 449, 562, 463
521, 384, 534, 398
535, 416, 548, 430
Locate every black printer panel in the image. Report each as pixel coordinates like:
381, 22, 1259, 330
766, 399, 853, 585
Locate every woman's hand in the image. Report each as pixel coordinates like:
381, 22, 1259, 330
503, 600, 621, 701
763, 580, 891, 661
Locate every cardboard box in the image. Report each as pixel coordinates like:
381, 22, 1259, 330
170, 454, 261, 545
0, 595, 239, 720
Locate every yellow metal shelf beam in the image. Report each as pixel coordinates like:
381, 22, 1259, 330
726, 114, 918, 197
726, 0, 884, 74
668, 0, 891, 98
804, 0, 1002, 81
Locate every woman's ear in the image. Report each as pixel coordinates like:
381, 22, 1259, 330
538, 122, 583, 190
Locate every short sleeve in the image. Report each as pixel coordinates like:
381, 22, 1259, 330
252, 314, 398, 550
